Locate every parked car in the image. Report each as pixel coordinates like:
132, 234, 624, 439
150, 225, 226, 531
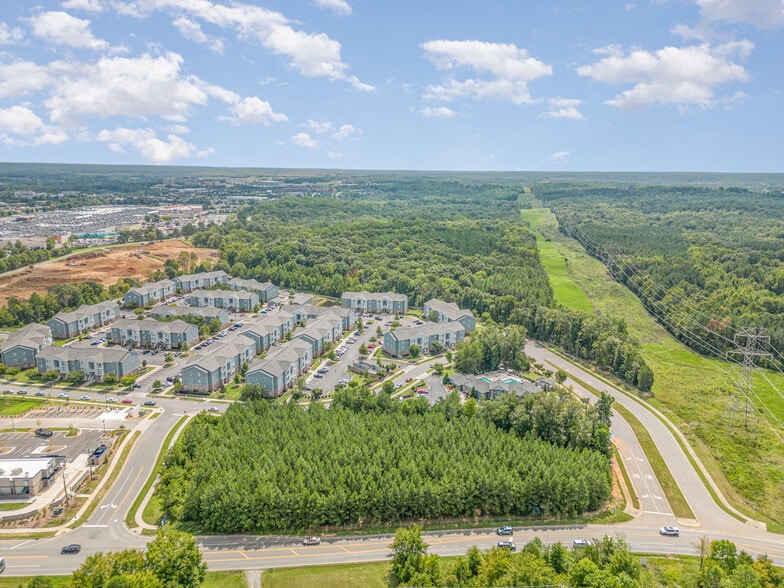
143, 400, 156, 406
573, 539, 591, 548
317, 367, 329, 374
313, 374, 323, 378
57, 393, 69, 399
35, 428, 53, 438
338, 378, 349, 385
497, 541, 516, 551
61, 544, 81, 554
659, 526, 680, 536
302, 537, 321, 546
496, 526, 513, 536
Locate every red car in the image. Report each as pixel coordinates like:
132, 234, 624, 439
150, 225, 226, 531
405, 377, 413, 382
121, 398, 133, 404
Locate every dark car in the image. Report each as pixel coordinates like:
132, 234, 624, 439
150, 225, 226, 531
497, 541, 516, 551
61, 544, 81, 554
496, 526, 513, 536
35, 428, 53, 438
143, 400, 156, 406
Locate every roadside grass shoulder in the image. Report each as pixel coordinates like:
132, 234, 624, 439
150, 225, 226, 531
522, 198, 784, 526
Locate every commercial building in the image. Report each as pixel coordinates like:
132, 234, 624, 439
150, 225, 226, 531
0, 457, 66, 497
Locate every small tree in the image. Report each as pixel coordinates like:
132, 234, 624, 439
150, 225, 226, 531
356, 318, 364, 331
359, 343, 368, 355
554, 369, 568, 385
388, 526, 429, 586
66, 371, 85, 385
144, 528, 206, 588
103, 373, 118, 385
42, 370, 60, 382
427, 310, 439, 323
382, 380, 395, 395
409, 345, 421, 359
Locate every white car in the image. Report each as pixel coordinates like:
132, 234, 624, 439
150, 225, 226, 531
58, 393, 69, 399
573, 539, 591, 548
106, 397, 118, 403
80, 395, 91, 400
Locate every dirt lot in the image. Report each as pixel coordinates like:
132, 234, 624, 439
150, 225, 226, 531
0, 240, 218, 306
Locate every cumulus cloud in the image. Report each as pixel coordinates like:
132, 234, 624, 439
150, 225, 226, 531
541, 98, 584, 120
61, 0, 105, 12
173, 16, 225, 54
331, 123, 358, 140
418, 106, 457, 118
223, 96, 288, 125
121, 0, 373, 90
550, 150, 571, 164
96, 127, 212, 163
696, 0, 784, 29
301, 119, 333, 133
326, 150, 342, 158
577, 41, 752, 111
0, 61, 51, 98
0, 23, 24, 45
314, 0, 352, 16
0, 106, 68, 145
291, 132, 319, 149
28, 11, 108, 50
44, 52, 212, 125
421, 39, 552, 104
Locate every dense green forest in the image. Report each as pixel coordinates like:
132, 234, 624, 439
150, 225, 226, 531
188, 180, 652, 388
159, 388, 613, 533
535, 183, 784, 365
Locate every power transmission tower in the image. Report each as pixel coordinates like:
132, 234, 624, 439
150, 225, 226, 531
724, 328, 771, 434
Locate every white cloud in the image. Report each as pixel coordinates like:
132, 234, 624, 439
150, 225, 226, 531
223, 96, 288, 125
291, 132, 319, 149
577, 42, 752, 110
331, 123, 358, 140
541, 98, 584, 120
550, 150, 571, 164
696, 0, 784, 29
301, 119, 333, 133
172, 16, 225, 54
326, 150, 343, 159
45, 52, 210, 125
0, 105, 68, 145
418, 106, 457, 118
314, 0, 352, 16
61, 0, 105, 12
121, 1, 373, 90
0, 61, 51, 98
96, 127, 212, 163
421, 39, 552, 104
0, 23, 24, 44
28, 11, 108, 50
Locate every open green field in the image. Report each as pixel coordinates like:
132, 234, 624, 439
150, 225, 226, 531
522, 208, 593, 313
0, 396, 45, 416
262, 561, 389, 588
522, 197, 784, 529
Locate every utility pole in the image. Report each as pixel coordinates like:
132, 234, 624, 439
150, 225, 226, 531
724, 327, 771, 435
62, 471, 69, 505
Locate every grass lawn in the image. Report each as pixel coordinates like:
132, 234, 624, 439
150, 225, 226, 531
263, 561, 389, 588
202, 570, 248, 588
522, 196, 784, 528
0, 397, 45, 415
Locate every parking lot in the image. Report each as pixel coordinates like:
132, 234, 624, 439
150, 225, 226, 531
0, 429, 106, 463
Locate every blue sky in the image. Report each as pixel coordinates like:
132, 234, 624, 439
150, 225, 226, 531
0, 0, 782, 171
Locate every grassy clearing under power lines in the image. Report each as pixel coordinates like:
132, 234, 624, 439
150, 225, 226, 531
521, 198, 784, 528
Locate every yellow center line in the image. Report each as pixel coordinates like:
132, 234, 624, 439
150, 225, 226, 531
116, 468, 145, 513
338, 545, 351, 553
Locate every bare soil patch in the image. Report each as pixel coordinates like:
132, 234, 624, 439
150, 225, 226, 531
0, 240, 218, 306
